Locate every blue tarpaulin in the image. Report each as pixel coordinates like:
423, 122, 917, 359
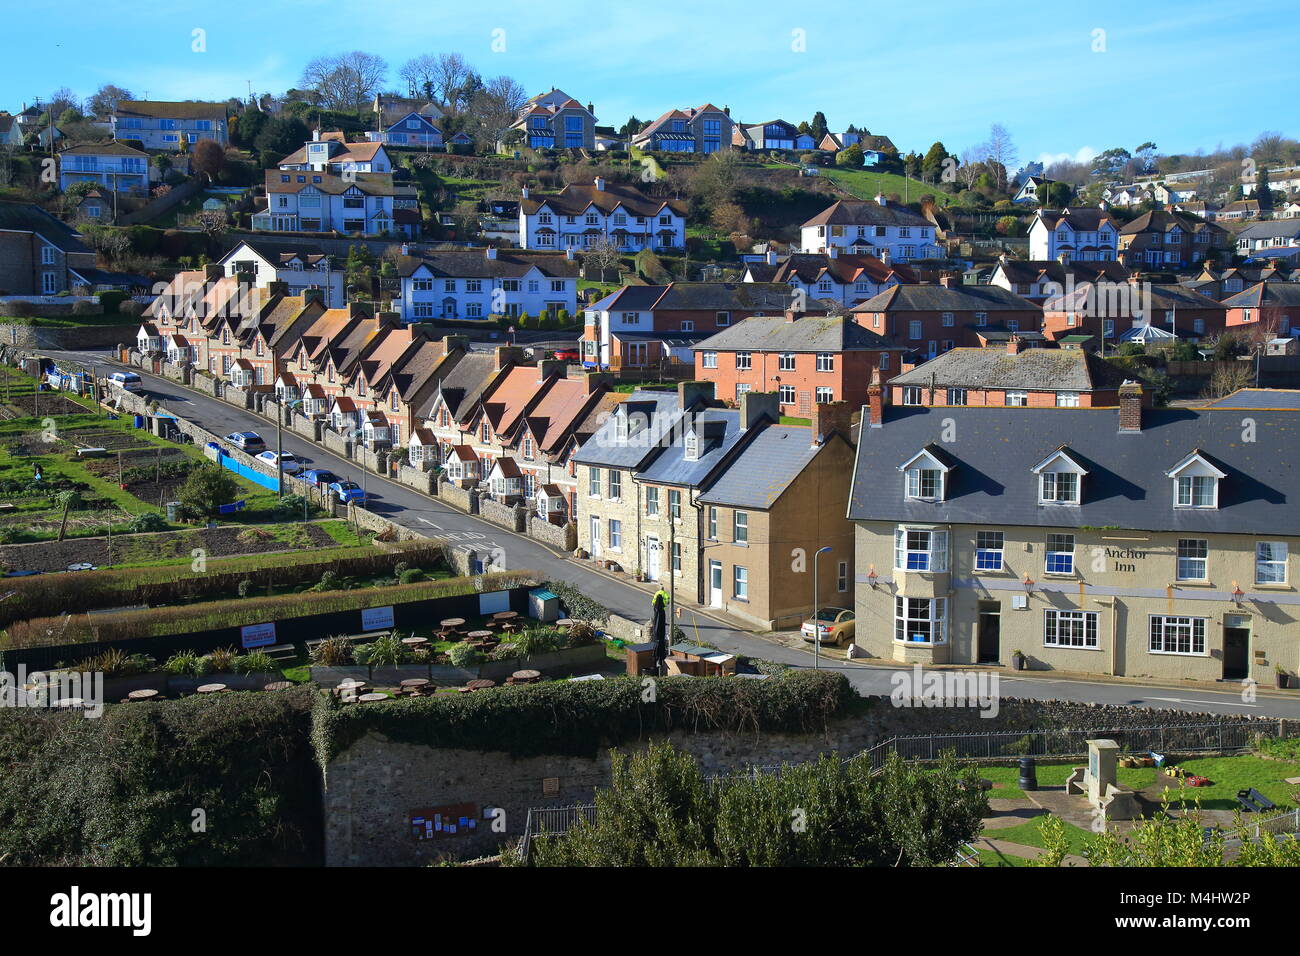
215, 451, 279, 492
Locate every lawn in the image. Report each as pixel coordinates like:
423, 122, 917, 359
821, 167, 952, 206
1152, 755, 1300, 811
990, 817, 1095, 855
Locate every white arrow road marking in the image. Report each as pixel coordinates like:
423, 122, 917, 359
415, 517, 442, 530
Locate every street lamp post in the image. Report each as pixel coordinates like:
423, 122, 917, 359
813, 546, 832, 670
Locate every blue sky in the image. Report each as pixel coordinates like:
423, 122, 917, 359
5, 0, 1297, 167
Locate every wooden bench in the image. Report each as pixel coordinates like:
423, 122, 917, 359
263, 643, 298, 661
1237, 788, 1276, 813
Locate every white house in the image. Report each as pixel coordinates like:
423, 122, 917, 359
1013, 176, 1056, 204
741, 248, 913, 307
219, 239, 344, 307
519, 178, 686, 252
254, 171, 400, 236
112, 100, 227, 150
278, 130, 391, 174
1028, 207, 1119, 262
396, 246, 580, 321
799, 197, 941, 261
58, 142, 150, 194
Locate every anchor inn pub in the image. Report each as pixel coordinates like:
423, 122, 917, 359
847, 383, 1300, 684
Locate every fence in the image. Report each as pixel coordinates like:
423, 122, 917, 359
1217, 807, 1300, 852
520, 804, 596, 863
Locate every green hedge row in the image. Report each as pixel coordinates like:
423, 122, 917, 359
312, 669, 855, 764
0, 539, 450, 627
0, 688, 320, 865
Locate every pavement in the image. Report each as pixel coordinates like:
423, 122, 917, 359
40, 346, 1300, 720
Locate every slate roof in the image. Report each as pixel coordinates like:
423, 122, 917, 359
1119, 209, 1221, 236
637, 409, 743, 488
1036, 207, 1115, 231
431, 352, 497, 421
398, 249, 579, 279
993, 259, 1132, 287
888, 348, 1128, 392
802, 200, 931, 230
851, 283, 1039, 313
1222, 282, 1300, 309
572, 390, 685, 469
0, 201, 92, 254
587, 281, 799, 313
1235, 221, 1300, 241
697, 425, 822, 508
692, 313, 899, 352
115, 100, 227, 120
745, 251, 917, 286
225, 239, 331, 267
847, 404, 1300, 535
265, 170, 396, 196
1042, 283, 1227, 315
59, 141, 147, 157
1204, 388, 1300, 410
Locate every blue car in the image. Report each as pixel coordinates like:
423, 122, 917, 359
301, 469, 340, 488
328, 480, 366, 504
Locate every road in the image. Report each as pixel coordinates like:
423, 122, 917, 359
42, 346, 1300, 720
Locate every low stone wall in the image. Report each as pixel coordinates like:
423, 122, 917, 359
437, 481, 477, 514
189, 372, 223, 399
224, 383, 252, 410
479, 497, 526, 533
603, 613, 647, 643
161, 362, 191, 384
289, 413, 322, 441
346, 503, 430, 542
396, 464, 435, 495
355, 445, 388, 474
527, 516, 575, 552
323, 697, 1289, 865
322, 427, 353, 460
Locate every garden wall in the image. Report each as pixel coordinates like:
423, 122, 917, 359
189, 372, 223, 398
322, 427, 353, 460
436, 481, 477, 514
320, 690, 1289, 866
224, 384, 252, 410
527, 516, 575, 552
396, 464, 435, 495
479, 497, 525, 533
161, 361, 191, 384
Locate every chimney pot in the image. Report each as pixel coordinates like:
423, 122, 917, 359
766, 249, 778, 265
485, 246, 497, 260
1007, 334, 1023, 355
521, 185, 529, 199
594, 176, 605, 191
827, 245, 839, 259
867, 380, 884, 427
875, 193, 887, 207
1118, 381, 1144, 432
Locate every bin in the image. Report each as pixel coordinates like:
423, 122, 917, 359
1018, 757, 1038, 792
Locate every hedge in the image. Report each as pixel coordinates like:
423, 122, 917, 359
312, 669, 855, 765
0, 539, 451, 627
3, 569, 537, 648
545, 579, 610, 624
0, 687, 320, 865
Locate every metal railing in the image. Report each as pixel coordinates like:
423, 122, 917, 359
519, 804, 596, 863
1216, 807, 1300, 852
950, 842, 980, 867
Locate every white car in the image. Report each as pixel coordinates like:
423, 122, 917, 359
256, 450, 304, 475
107, 371, 143, 393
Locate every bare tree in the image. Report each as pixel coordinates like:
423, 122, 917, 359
86, 84, 133, 118
464, 75, 526, 152
956, 146, 985, 190
433, 53, 474, 109
984, 123, 1017, 192
299, 51, 388, 113
195, 209, 230, 239
583, 238, 622, 283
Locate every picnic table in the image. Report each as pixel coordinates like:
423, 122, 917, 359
466, 629, 493, 641
357, 693, 388, 703
54, 698, 85, 708
127, 689, 160, 701
509, 669, 542, 686
263, 681, 293, 692
466, 679, 496, 692
196, 683, 228, 694
439, 618, 466, 635
401, 636, 429, 648
400, 678, 430, 692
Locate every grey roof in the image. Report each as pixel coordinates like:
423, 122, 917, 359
1222, 282, 1300, 309
432, 352, 496, 420
637, 409, 743, 488
691, 313, 898, 352
589, 281, 799, 313
888, 348, 1127, 392
1204, 388, 1300, 410
571, 391, 685, 469
847, 404, 1300, 535
802, 200, 931, 230
698, 425, 821, 508
0, 201, 91, 254
1236, 221, 1300, 241
851, 283, 1038, 313
399, 249, 579, 280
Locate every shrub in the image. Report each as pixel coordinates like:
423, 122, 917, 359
315, 569, 342, 592
205, 646, 238, 672
128, 511, 168, 534
234, 650, 276, 675
70, 300, 97, 317
447, 643, 483, 669
545, 580, 609, 624
272, 495, 308, 521
364, 634, 407, 668
398, 568, 423, 585
118, 300, 145, 318
237, 578, 253, 598
310, 636, 354, 667
162, 650, 209, 677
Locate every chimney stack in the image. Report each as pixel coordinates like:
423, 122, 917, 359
867, 377, 884, 427
1007, 334, 1023, 355
302, 287, 325, 306
495, 345, 523, 369
521, 185, 529, 199
485, 246, 498, 260
739, 391, 780, 430
677, 379, 716, 410
810, 400, 853, 446
441, 334, 469, 354
827, 244, 839, 259
565, 247, 575, 261
266, 280, 289, 298
723, 105, 730, 116
584, 371, 612, 394
1118, 381, 1144, 432
881, 249, 891, 267
537, 358, 566, 382
594, 176, 606, 192
312, 128, 320, 142
875, 193, 887, 207
204, 264, 224, 282
938, 272, 955, 289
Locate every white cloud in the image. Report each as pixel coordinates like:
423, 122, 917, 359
1036, 146, 1098, 168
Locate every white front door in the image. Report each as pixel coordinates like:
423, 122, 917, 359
589, 517, 601, 558
709, 560, 723, 608
646, 536, 661, 581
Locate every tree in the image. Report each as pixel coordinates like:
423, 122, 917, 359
835, 144, 864, 168
956, 147, 985, 190
1134, 141, 1159, 174
194, 208, 230, 239
1036, 180, 1073, 207
253, 116, 311, 167
982, 124, 1017, 193
689, 149, 744, 213
191, 140, 226, 180
45, 87, 79, 120
86, 84, 133, 118
809, 111, 829, 144
463, 75, 527, 152
618, 116, 643, 139
711, 202, 750, 236
1091, 147, 1132, 180
178, 464, 238, 518
231, 107, 268, 148
1256, 166, 1273, 212
583, 237, 622, 283
299, 51, 388, 114
922, 141, 951, 183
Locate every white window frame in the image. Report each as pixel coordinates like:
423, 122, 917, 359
894, 526, 948, 573
1256, 541, 1288, 585
1148, 615, 1207, 656
894, 596, 947, 645
1044, 609, 1099, 648
1176, 538, 1208, 582
975, 530, 1005, 572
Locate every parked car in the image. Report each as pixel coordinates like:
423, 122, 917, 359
552, 347, 580, 362
225, 431, 266, 453
301, 469, 340, 488
107, 371, 143, 393
800, 607, 855, 647
256, 451, 304, 475
328, 480, 366, 504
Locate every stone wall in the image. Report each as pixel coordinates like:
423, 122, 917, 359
602, 613, 648, 643
479, 497, 526, 533
322, 697, 1288, 866
355, 445, 388, 474
161, 362, 191, 384
437, 481, 477, 515
396, 464, 435, 495
527, 516, 576, 553
189, 372, 223, 398
223, 384, 252, 410
322, 427, 354, 460
346, 502, 430, 542
0, 321, 139, 350
289, 413, 322, 441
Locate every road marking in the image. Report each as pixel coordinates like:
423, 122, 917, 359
1147, 696, 1256, 708
415, 517, 442, 530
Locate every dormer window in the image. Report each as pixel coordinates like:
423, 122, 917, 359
1166, 452, 1225, 509
684, 432, 699, 461
899, 447, 952, 502
1032, 448, 1087, 505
